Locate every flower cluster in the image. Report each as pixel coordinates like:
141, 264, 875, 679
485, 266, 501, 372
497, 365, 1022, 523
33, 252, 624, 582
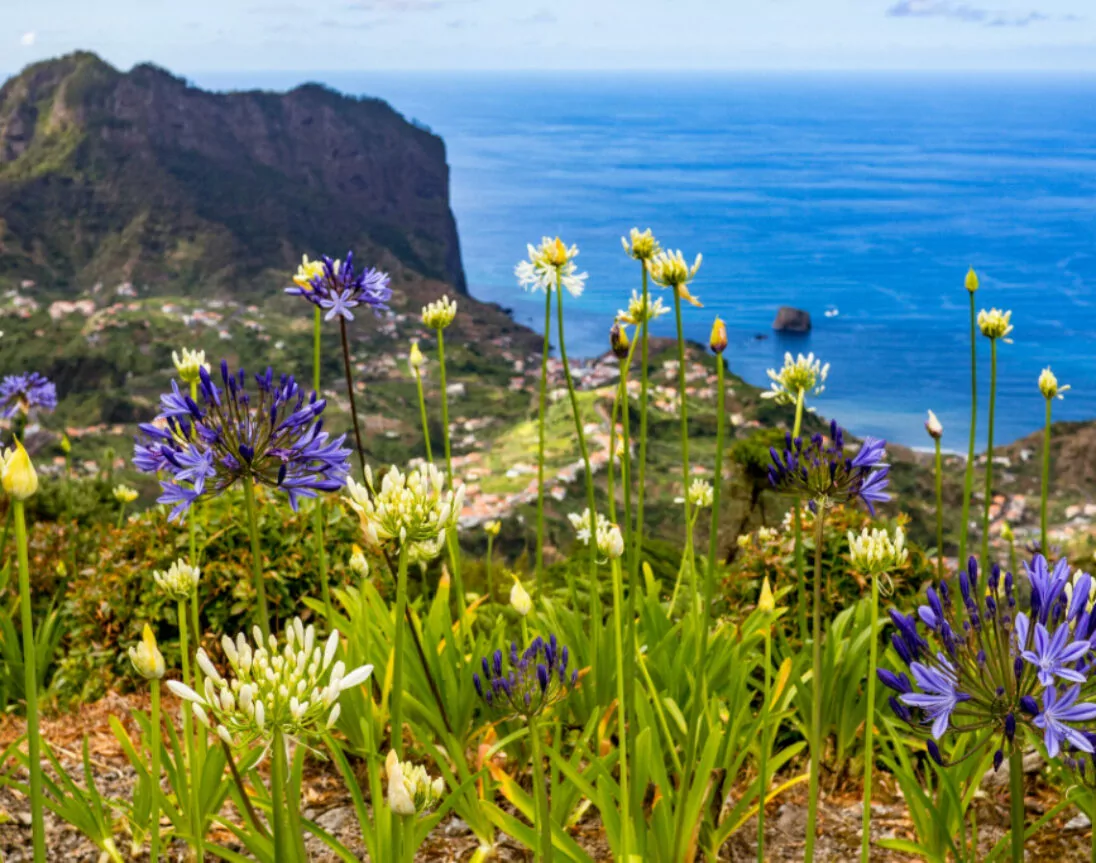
113, 484, 138, 504
473, 634, 578, 719
173, 349, 209, 385
621, 227, 661, 261
515, 237, 587, 297
284, 252, 392, 321
683, 478, 714, 509
616, 289, 669, 326
0, 372, 56, 419
422, 295, 457, 330
129, 624, 166, 680
168, 618, 372, 746
762, 353, 829, 405
386, 750, 445, 817
768, 422, 890, 514
134, 362, 351, 520
568, 508, 624, 560
1039, 367, 1069, 401
881, 555, 1096, 768
978, 308, 1014, 342
848, 526, 908, 574
648, 249, 702, 307
154, 559, 201, 601
344, 463, 464, 562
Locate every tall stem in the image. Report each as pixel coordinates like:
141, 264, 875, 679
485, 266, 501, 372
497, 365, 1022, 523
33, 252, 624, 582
861, 568, 882, 862
959, 291, 978, 570
414, 369, 433, 463
619, 347, 636, 727
14, 500, 44, 862
338, 316, 368, 481
628, 262, 650, 732
436, 328, 468, 633
671, 287, 692, 567
701, 354, 726, 707
804, 501, 828, 862
486, 534, 495, 604
981, 338, 998, 570
150, 679, 161, 863
758, 620, 771, 863
178, 598, 203, 862
610, 558, 630, 862
272, 730, 289, 863
529, 716, 553, 863
116, 502, 127, 530
241, 476, 271, 639
555, 281, 599, 654
1009, 746, 1025, 863
934, 438, 944, 582
535, 289, 552, 595
391, 543, 410, 757
1041, 397, 1052, 555
313, 308, 331, 621
792, 390, 807, 643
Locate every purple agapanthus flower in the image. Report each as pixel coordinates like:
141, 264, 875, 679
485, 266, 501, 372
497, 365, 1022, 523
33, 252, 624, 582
1015, 613, 1090, 688
473, 634, 578, 720
134, 361, 352, 520
285, 252, 391, 320
767, 420, 890, 513
900, 657, 969, 739
0, 372, 57, 419
1033, 685, 1096, 757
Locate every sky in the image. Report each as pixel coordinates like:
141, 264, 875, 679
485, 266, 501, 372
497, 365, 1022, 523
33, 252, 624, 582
3, 0, 1096, 75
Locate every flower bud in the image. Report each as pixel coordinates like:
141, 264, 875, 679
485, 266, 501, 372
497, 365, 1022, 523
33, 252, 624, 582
609, 323, 630, 360
1039, 366, 1069, 401
484, 520, 501, 538
172, 348, 209, 385
349, 544, 369, 577
977, 308, 1013, 342
60, 434, 71, 455
758, 577, 775, 613
965, 267, 978, 293
408, 340, 425, 373
422, 296, 457, 330
709, 316, 727, 355
129, 624, 165, 680
510, 575, 533, 617
2, 439, 38, 500
925, 410, 943, 440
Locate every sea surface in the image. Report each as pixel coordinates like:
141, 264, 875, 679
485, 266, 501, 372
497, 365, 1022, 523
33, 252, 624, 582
194, 71, 1096, 449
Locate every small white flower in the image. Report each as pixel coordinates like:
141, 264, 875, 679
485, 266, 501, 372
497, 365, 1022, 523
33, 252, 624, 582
616, 289, 669, 326
1039, 367, 1069, 401
686, 478, 713, 509
386, 750, 445, 817
847, 526, 908, 574
153, 559, 201, 602
569, 509, 624, 560
515, 237, 588, 297
762, 352, 829, 405
422, 295, 457, 330
172, 348, 209, 385
977, 308, 1014, 342
647, 249, 703, 307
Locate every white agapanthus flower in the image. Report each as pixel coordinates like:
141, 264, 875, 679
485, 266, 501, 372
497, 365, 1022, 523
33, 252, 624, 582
647, 249, 703, 307
847, 526, 908, 574
166, 617, 372, 746
112, 484, 138, 504
621, 227, 662, 262
677, 478, 713, 509
762, 352, 830, 405
128, 624, 166, 681
386, 749, 445, 817
422, 295, 457, 330
344, 463, 464, 557
616, 289, 669, 326
515, 237, 588, 297
569, 508, 624, 560
977, 308, 1014, 342
172, 348, 209, 385
153, 559, 201, 602
1039, 367, 1069, 401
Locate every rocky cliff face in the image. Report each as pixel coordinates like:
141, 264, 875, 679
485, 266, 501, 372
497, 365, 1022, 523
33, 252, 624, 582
0, 52, 466, 294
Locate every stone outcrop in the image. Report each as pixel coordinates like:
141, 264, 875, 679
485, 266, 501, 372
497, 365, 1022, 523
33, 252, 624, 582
772, 306, 811, 333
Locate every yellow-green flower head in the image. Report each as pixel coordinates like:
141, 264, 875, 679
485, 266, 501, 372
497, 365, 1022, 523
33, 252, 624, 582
678, 477, 714, 509
977, 308, 1014, 342
113, 484, 138, 504
153, 558, 201, 602
408, 340, 426, 373
128, 624, 166, 681
1001, 521, 1015, 543
847, 526, 908, 575
568, 508, 624, 560
422, 295, 457, 330
1, 439, 38, 500
762, 352, 829, 405
510, 574, 533, 616
484, 519, 501, 537
293, 254, 326, 291
925, 410, 943, 440
648, 249, 703, 307
344, 463, 465, 554
1039, 367, 1069, 401
386, 749, 445, 817
616, 289, 669, 326
168, 617, 372, 747
621, 227, 662, 262
710, 317, 728, 355
609, 323, 630, 360
515, 236, 588, 297
172, 348, 210, 385
965, 267, 979, 294
60, 433, 72, 455
349, 544, 369, 577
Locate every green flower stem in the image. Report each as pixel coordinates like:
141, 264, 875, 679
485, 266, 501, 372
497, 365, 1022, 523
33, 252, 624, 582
610, 557, 631, 862
632, 264, 651, 590
414, 368, 434, 463
312, 309, 331, 622
554, 281, 599, 654
178, 598, 204, 862
1009, 746, 1025, 863
338, 316, 368, 481
529, 715, 553, 863
271, 730, 289, 863
618, 340, 637, 731
535, 288, 552, 596
959, 291, 978, 571
149, 678, 162, 863
435, 328, 468, 630
934, 437, 944, 582
861, 568, 882, 863
391, 542, 410, 758
670, 286, 692, 571
981, 338, 998, 570
241, 476, 271, 639
1041, 396, 1052, 554
791, 389, 807, 643
313, 306, 323, 395
758, 616, 771, 863
485, 533, 495, 604
701, 351, 727, 708
116, 502, 128, 530
804, 500, 828, 863
14, 500, 44, 862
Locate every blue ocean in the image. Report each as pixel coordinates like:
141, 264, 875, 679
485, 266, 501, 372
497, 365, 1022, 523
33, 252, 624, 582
196, 71, 1096, 449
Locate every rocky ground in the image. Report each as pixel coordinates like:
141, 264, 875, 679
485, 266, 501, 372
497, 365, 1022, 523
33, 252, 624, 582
0, 696, 1091, 862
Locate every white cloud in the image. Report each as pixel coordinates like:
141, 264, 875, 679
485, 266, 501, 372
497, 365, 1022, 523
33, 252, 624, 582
20, 31, 36, 47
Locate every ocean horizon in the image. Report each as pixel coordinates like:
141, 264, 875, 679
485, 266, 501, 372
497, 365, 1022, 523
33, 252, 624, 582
165, 71, 1096, 449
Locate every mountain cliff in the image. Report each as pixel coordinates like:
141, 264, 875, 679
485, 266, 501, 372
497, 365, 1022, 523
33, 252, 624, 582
0, 52, 466, 294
